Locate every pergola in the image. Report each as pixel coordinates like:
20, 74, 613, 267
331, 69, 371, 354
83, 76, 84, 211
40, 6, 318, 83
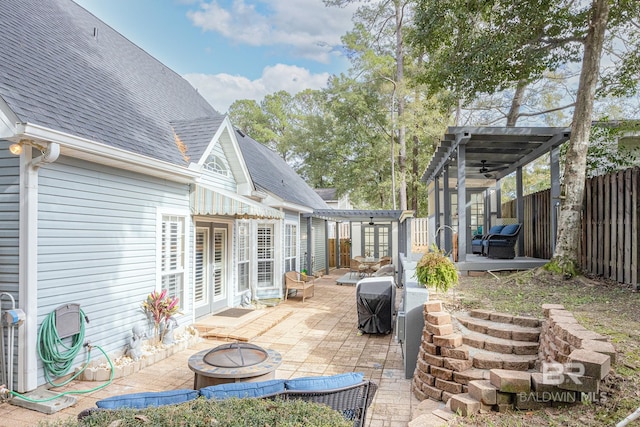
421, 126, 571, 263
309, 209, 414, 274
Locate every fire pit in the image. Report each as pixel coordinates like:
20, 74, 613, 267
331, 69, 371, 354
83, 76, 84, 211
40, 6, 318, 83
188, 342, 282, 389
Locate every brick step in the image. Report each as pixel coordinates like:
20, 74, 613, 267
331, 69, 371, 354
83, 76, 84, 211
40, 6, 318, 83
470, 349, 537, 371
467, 309, 541, 328
461, 331, 540, 355
455, 314, 540, 342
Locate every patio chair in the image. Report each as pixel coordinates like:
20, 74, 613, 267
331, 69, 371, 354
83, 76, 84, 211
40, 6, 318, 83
284, 271, 315, 302
471, 225, 506, 255
481, 223, 522, 259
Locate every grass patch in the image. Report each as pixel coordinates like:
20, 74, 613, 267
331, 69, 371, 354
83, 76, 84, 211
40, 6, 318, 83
39, 397, 353, 427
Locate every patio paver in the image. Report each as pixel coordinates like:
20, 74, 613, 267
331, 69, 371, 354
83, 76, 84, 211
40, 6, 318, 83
0, 269, 433, 426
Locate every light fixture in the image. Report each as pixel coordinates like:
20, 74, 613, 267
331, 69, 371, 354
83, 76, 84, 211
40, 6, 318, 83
7, 140, 60, 167
369, 216, 374, 226
9, 143, 23, 155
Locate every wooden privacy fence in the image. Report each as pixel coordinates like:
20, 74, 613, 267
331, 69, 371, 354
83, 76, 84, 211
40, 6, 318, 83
502, 166, 640, 287
582, 167, 639, 286
328, 238, 351, 268
502, 190, 554, 260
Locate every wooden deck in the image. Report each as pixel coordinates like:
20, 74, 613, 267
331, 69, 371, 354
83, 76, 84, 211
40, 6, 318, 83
456, 254, 548, 274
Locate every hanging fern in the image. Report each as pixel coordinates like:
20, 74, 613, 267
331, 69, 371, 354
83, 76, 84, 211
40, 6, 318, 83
414, 247, 458, 293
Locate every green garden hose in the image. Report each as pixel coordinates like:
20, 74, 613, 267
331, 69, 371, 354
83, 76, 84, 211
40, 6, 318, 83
9, 308, 115, 402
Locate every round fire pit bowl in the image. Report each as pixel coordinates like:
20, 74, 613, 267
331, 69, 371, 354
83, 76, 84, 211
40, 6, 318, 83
188, 342, 282, 389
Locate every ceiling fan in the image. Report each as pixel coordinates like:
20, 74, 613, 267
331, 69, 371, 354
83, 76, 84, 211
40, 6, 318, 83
478, 160, 501, 178
479, 160, 490, 173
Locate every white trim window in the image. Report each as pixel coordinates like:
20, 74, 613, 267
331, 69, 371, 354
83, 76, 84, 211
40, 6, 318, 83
284, 222, 297, 273
160, 214, 186, 309
237, 221, 250, 293
257, 223, 274, 289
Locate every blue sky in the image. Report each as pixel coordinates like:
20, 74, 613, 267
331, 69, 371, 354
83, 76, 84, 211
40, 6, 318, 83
74, 0, 358, 113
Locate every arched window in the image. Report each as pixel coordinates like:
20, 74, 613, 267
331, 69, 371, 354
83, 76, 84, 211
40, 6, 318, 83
204, 155, 230, 177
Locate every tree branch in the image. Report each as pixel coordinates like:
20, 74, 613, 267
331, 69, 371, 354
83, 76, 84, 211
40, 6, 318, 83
517, 102, 576, 118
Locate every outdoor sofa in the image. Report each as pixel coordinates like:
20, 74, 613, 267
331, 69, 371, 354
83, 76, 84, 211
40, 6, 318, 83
77, 372, 377, 427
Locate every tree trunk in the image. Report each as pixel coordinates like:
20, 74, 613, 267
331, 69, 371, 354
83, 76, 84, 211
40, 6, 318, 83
506, 80, 527, 126
395, 0, 407, 211
552, 0, 610, 275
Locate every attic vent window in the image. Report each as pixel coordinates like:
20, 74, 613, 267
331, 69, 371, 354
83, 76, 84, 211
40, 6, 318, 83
204, 155, 230, 177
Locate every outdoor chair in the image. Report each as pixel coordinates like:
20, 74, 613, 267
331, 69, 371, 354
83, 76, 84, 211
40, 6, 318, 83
284, 271, 315, 302
471, 225, 506, 255
481, 223, 522, 259
370, 256, 391, 274
349, 258, 368, 278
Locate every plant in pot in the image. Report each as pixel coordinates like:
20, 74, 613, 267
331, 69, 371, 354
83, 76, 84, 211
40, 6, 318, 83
141, 289, 181, 345
414, 246, 458, 293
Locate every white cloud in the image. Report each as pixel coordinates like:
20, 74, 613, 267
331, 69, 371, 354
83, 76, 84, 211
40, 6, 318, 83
186, 0, 357, 63
185, 63, 330, 113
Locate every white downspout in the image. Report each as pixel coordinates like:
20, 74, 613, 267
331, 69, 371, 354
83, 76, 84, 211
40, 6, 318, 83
17, 141, 59, 392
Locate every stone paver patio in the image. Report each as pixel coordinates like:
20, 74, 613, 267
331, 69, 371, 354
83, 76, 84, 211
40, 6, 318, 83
0, 269, 434, 426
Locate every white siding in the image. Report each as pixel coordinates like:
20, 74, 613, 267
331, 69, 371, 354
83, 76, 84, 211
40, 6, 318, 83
0, 145, 20, 298
199, 143, 237, 192
0, 145, 20, 389
36, 157, 191, 385
312, 217, 326, 275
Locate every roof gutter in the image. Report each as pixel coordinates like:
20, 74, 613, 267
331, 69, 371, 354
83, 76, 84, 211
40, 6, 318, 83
13, 122, 200, 183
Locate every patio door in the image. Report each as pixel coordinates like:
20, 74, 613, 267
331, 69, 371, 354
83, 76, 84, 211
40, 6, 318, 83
362, 225, 391, 258
465, 192, 485, 253
195, 222, 228, 318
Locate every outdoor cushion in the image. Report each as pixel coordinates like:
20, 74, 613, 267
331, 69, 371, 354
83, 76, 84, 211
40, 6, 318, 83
284, 372, 364, 391
96, 389, 198, 409
500, 224, 520, 235
486, 225, 506, 235
200, 379, 286, 400
483, 239, 510, 247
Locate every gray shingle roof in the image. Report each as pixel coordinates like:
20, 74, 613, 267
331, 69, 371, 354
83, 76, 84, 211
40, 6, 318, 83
236, 130, 330, 210
171, 116, 226, 163
0, 0, 221, 165
314, 188, 338, 202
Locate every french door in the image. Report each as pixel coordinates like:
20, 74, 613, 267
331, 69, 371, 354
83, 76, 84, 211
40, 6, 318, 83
362, 224, 391, 258
195, 222, 228, 318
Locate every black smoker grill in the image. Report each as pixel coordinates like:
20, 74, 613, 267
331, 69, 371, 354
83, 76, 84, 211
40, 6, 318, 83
356, 277, 396, 334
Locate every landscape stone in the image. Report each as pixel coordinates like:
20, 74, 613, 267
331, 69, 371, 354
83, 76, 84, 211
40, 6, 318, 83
443, 357, 473, 372
433, 334, 463, 348
427, 311, 452, 325
489, 369, 531, 393
449, 393, 481, 416
424, 300, 444, 313
440, 345, 470, 360
425, 322, 454, 336
568, 349, 610, 380
430, 365, 454, 381
435, 377, 463, 394
580, 339, 616, 364
468, 380, 497, 405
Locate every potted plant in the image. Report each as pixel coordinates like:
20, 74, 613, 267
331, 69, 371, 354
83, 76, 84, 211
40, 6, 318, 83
414, 246, 458, 293
141, 289, 181, 344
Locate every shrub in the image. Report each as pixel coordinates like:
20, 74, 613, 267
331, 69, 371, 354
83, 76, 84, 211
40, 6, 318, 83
41, 397, 353, 427
415, 247, 458, 293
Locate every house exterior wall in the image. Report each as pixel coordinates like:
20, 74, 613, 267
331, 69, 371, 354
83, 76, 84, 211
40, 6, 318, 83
311, 217, 326, 275
0, 145, 20, 301
35, 156, 192, 386
199, 143, 237, 193
0, 145, 21, 388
